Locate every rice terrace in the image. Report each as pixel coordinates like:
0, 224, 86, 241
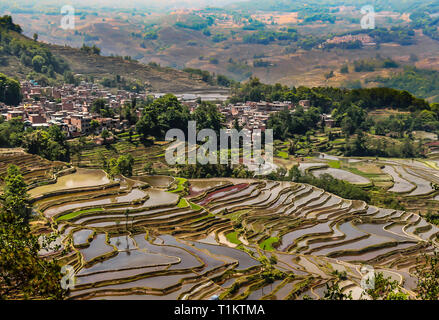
4, 136, 439, 300
3, 0, 439, 305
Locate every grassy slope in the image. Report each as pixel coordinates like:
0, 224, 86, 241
0, 29, 224, 93
48, 44, 221, 93
9, 11, 439, 98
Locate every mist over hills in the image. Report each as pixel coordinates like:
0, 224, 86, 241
4, 0, 438, 11
227, 0, 439, 12
1, 0, 243, 12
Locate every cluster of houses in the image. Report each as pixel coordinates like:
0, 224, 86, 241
325, 34, 376, 46
217, 100, 335, 132
0, 81, 148, 141
0, 80, 338, 142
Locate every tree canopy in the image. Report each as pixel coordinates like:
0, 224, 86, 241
0, 165, 65, 299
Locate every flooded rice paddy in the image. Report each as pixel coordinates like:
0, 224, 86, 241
29, 167, 439, 300
29, 168, 109, 197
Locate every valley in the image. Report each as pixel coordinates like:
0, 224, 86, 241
2, 0, 439, 302
6, 1, 439, 101
3, 133, 439, 300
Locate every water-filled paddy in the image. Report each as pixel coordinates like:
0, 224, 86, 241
395, 167, 434, 196
29, 168, 109, 197
337, 242, 416, 262
109, 235, 137, 250
143, 189, 179, 207
77, 265, 168, 285
382, 166, 414, 193
157, 235, 226, 272
188, 179, 229, 195
73, 229, 94, 247
79, 249, 180, 275
80, 233, 115, 262
311, 168, 370, 185
189, 241, 260, 270
279, 222, 333, 251
355, 223, 412, 242
198, 184, 249, 206
318, 153, 339, 161
133, 234, 202, 269
246, 280, 282, 300
92, 272, 197, 290
35, 172, 436, 300
273, 281, 298, 299
135, 175, 174, 188
298, 162, 327, 172
44, 189, 147, 217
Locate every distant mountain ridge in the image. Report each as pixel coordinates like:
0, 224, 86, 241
0, 16, 224, 93
2, 0, 243, 12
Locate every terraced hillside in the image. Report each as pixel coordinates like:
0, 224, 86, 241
48, 44, 224, 93
284, 153, 439, 214
0, 148, 69, 188
0, 25, 225, 94
30, 167, 439, 300
75, 137, 173, 176
74, 135, 439, 214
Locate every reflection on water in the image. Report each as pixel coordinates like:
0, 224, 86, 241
134, 175, 174, 188
189, 179, 228, 194
29, 168, 109, 197
318, 153, 339, 161
143, 189, 179, 207
80, 233, 114, 262
312, 168, 370, 184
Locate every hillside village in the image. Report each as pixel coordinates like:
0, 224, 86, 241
1, 80, 331, 141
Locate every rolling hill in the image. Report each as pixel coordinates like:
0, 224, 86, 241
0, 17, 225, 93
7, 2, 439, 101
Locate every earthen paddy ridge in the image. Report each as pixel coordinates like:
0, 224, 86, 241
12, 148, 439, 301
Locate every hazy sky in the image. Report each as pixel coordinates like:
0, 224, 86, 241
2, 0, 244, 9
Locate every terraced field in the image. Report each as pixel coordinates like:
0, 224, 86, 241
0, 148, 69, 187
30, 166, 439, 300
289, 153, 439, 214
75, 138, 173, 176
76, 137, 439, 214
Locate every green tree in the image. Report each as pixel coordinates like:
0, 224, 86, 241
101, 129, 110, 144
105, 158, 119, 180
233, 118, 242, 131
31, 55, 45, 73
323, 281, 352, 300
192, 101, 224, 134
0, 15, 22, 33
363, 272, 408, 300
48, 125, 67, 147
90, 119, 100, 135
136, 94, 190, 140
63, 71, 76, 84
2, 165, 29, 222
401, 138, 415, 158
70, 142, 81, 166
143, 161, 154, 174
415, 252, 439, 300
24, 129, 68, 161
0, 165, 64, 299
117, 154, 134, 177
23, 129, 68, 161
288, 165, 302, 182
288, 141, 295, 155
91, 98, 110, 115
121, 105, 137, 125
0, 73, 21, 106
